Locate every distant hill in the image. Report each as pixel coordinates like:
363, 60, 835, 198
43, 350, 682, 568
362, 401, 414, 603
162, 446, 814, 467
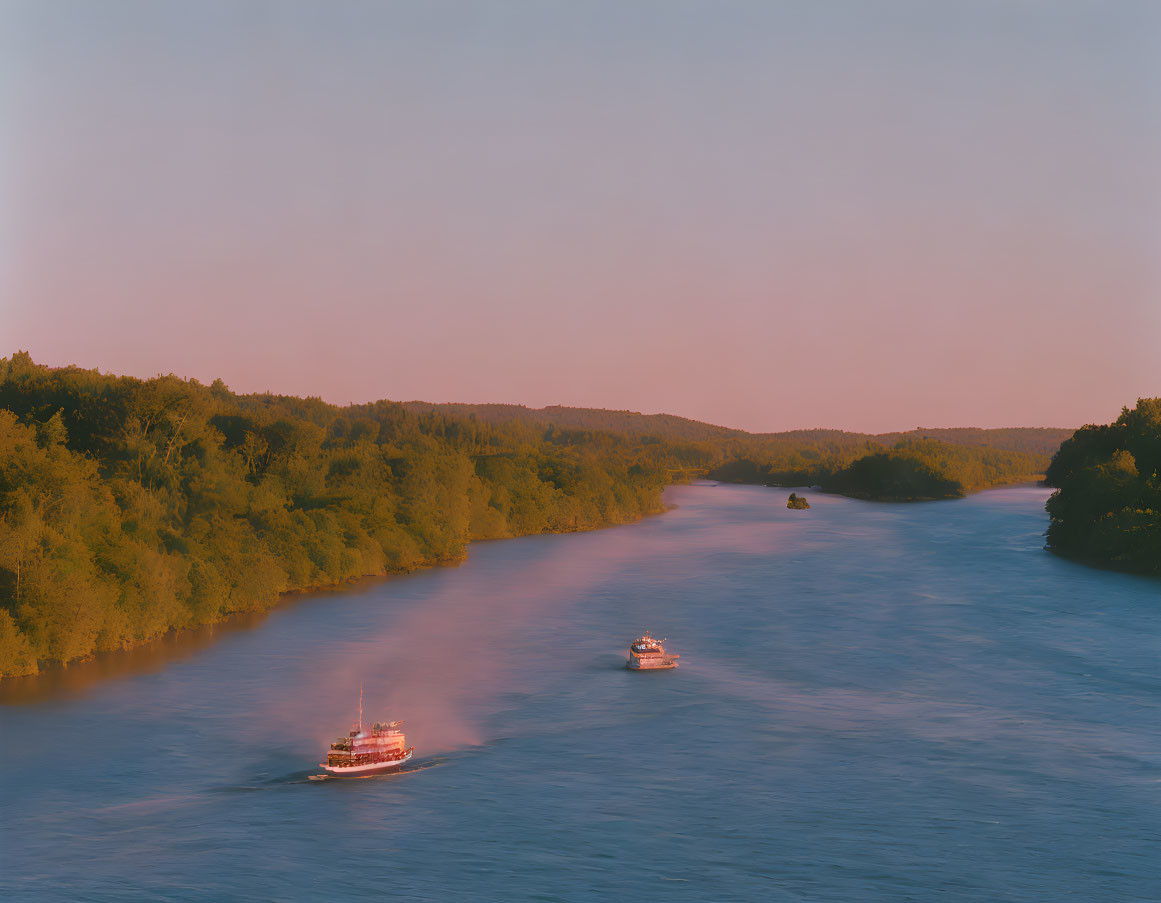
401, 402, 744, 442
873, 427, 1075, 457
401, 402, 1073, 456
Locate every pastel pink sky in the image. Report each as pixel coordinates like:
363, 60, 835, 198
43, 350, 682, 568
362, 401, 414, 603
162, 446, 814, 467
3, 1, 1159, 433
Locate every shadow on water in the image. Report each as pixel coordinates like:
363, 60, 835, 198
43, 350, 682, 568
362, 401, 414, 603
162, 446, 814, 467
0, 575, 421, 707
216, 755, 461, 790
0, 612, 274, 706
301, 758, 454, 785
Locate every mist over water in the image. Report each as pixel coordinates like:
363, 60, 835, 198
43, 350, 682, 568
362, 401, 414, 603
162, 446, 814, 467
2, 484, 1158, 901
275, 533, 656, 754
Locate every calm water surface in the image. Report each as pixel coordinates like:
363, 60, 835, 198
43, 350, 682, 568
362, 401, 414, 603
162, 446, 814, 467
2, 484, 1159, 901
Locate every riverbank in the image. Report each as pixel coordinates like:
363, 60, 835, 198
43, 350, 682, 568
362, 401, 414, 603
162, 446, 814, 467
1044, 398, 1161, 578
5, 483, 1157, 901
718, 471, 1046, 503
709, 438, 1053, 502
0, 354, 682, 677
0, 499, 671, 692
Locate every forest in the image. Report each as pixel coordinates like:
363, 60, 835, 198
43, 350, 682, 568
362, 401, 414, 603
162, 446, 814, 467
401, 402, 744, 442
0, 354, 701, 677
0, 354, 1076, 677
822, 439, 1049, 500
407, 402, 1068, 492
403, 402, 1072, 455
1044, 398, 1161, 576
707, 435, 1054, 497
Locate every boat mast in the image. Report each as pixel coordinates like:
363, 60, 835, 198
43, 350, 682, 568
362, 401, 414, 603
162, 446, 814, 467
358, 681, 364, 733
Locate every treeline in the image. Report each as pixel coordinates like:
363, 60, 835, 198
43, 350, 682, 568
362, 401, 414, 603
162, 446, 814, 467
403, 406, 1054, 499
825, 439, 1049, 500
1045, 399, 1161, 576
406, 403, 1068, 493
401, 402, 745, 442
0, 354, 700, 677
873, 427, 1073, 456
402, 402, 1071, 456
0, 354, 1079, 677
709, 436, 1049, 500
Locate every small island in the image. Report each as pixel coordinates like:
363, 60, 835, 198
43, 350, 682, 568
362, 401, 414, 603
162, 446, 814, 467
787, 493, 810, 509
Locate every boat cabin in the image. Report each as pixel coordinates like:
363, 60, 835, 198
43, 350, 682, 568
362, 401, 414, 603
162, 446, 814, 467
630, 632, 666, 655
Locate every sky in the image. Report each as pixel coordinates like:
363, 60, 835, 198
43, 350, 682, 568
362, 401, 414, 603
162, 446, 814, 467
2, 0, 1159, 434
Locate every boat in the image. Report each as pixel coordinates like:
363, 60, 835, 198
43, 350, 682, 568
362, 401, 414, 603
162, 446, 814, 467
627, 631, 679, 670
318, 686, 414, 777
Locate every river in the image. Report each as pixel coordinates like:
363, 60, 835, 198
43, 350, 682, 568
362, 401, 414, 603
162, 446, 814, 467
1, 483, 1158, 901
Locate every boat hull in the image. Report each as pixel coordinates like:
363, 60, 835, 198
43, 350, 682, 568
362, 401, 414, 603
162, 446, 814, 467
319, 749, 413, 776
627, 658, 678, 670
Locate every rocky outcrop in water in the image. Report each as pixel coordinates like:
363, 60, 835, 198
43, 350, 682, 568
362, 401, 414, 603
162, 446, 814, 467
787, 493, 810, 509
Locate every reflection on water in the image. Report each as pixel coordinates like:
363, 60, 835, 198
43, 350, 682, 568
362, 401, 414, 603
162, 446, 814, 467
0, 612, 271, 706
2, 484, 1159, 902
0, 579, 394, 706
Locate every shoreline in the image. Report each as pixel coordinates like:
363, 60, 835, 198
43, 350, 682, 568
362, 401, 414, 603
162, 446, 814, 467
719, 474, 1047, 503
0, 502, 672, 702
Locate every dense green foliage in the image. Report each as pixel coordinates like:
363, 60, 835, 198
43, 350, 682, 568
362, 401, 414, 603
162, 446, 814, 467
826, 450, 962, 500
0, 354, 1079, 678
707, 433, 879, 486
406, 403, 1069, 492
0, 354, 691, 677
823, 439, 1048, 500
1044, 399, 1161, 576
873, 427, 1072, 456
709, 436, 1050, 498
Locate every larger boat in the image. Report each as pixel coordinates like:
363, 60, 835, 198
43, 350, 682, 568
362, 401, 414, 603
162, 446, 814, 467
627, 631, 679, 670
319, 688, 414, 777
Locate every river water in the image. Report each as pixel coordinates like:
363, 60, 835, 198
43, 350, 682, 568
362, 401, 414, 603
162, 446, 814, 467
1, 484, 1158, 901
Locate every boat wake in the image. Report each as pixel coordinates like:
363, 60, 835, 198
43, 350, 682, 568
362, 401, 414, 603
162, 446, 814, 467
305, 757, 450, 783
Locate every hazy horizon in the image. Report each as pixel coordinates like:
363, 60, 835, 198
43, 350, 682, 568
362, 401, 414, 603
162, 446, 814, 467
4, 1, 1159, 433
7, 348, 1086, 436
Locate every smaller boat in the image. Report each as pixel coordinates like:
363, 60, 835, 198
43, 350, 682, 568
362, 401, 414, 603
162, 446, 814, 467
627, 631, 679, 670
318, 686, 414, 777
